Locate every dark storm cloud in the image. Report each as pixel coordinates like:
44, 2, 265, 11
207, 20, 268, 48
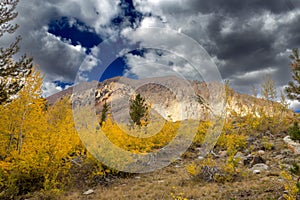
3, 0, 300, 108
189, 0, 292, 15
186, 0, 300, 89
132, 0, 300, 108
286, 14, 300, 45
205, 15, 276, 77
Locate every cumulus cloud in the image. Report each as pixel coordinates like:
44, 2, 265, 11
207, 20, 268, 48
124, 50, 199, 80
121, 26, 222, 82
129, 0, 300, 104
3, 0, 122, 96
42, 81, 63, 97
2, 0, 300, 103
288, 100, 300, 110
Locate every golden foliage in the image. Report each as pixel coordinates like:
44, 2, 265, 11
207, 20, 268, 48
0, 68, 84, 197
170, 186, 189, 200
280, 171, 300, 200
101, 117, 180, 153
0, 67, 296, 198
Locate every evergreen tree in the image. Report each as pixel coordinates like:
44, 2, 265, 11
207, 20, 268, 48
129, 93, 149, 127
100, 101, 108, 127
0, 0, 33, 104
285, 48, 300, 101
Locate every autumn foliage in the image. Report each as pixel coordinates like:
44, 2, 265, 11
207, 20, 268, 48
0, 67, 296, 198
0, 68, 84, 198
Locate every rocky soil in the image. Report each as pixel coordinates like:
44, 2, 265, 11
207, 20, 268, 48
42, 76, 299, 200
55, 129, 300, 200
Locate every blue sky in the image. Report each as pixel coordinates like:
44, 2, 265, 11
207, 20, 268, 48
3, 0, 300, 109
47, 16, 130, 82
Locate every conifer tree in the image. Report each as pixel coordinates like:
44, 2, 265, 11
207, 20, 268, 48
129, 93, 149, 127
0, 0, 33, 104
285, 48, 300, 101
100, 101, 108, 127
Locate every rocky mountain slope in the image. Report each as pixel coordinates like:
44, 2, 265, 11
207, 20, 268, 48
41, 77, 300, 200
47, 76, 288, 123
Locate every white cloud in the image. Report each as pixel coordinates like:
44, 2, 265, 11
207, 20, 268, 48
134, 0, 192, 15
233, 67, 278, 81
288, 100, 300, 110
1, 0, 298, 98
121, 26, 222, 83
80, 54, 100, 72
0, 0, 123, 96
124, 48, 209, 81
140, 16, 165, 28
42, 81, 63, 97
43, 0, 120, 35
23, 27, 86, 82
124, 51, 180, 79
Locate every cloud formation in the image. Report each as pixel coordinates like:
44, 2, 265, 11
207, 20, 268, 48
131, 0, 300, 108
2, 0, 300, 109
8, 0, 121, 96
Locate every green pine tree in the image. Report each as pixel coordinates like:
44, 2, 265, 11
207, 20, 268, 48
285, 48, 300, 101
100, 101, 109, 127
129, 93, 149, 127
0, 0, 33, 105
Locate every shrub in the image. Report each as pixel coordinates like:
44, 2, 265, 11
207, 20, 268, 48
280, 170, 300, 200
288, 121, 300, 141
102, 117, 179, 153
217, 132, 247, 156
170, 187, 188, 200
290, 162, 300, 176
185, 157, 239, 183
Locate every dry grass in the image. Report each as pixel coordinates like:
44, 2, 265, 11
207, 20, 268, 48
61, 159, 284, 200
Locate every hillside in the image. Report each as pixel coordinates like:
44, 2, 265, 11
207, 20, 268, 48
36, 76, 300, 200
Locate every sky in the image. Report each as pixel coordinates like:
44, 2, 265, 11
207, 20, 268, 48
3, 0, 300, 109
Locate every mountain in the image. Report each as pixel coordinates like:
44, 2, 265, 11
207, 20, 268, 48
46, 76, 292, 122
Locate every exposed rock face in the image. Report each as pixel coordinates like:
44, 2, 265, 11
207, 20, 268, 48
47, 76, 290, 122
95, 76, 209, 122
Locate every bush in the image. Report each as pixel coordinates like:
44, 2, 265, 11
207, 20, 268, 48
288, 121, 300, 141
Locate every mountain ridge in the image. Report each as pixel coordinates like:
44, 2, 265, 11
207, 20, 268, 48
46, 76, 293, 122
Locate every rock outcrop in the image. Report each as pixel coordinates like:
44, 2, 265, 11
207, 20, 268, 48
47, 76, 291, 122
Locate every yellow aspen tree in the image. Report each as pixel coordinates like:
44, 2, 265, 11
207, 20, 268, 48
0, 66, 44, 157
0, 67, 47, 196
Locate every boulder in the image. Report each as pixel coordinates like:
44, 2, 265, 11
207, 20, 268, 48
257, 150, 265, 155
83, 189, 94, 195
283, 136, 300, 155
251, 163, 269, 173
